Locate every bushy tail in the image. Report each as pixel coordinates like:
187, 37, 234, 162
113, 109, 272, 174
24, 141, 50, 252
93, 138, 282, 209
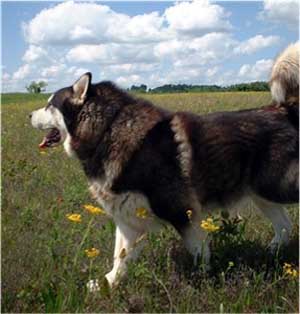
270, 42, 299, 104
270, 80, 286, 104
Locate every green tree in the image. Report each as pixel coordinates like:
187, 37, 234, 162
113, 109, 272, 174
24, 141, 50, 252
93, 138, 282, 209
26, 81, 48, 94
130, 84, 147, 93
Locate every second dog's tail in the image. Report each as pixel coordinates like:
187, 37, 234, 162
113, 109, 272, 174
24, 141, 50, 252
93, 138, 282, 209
270, 42, 299, 104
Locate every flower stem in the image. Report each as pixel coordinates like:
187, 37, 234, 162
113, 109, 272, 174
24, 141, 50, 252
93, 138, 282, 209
73, 217, 95, 267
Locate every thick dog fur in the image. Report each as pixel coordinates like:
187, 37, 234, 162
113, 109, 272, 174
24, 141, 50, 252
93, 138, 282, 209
270, 42, 299, 104
30, 45, 299, 289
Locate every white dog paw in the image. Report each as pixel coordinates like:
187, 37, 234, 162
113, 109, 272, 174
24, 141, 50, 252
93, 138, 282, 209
86, 279, 100, 292
105, 271, 118, 288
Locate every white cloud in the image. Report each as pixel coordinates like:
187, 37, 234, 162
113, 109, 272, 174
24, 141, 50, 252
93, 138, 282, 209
155, 33, 236, 67
23, 1, 112, 45
259, 0, 299, 29
23, 1, 165, 46
103, 63, 158, 75
6, 63, 86, 92
12, 64, 31, 80
234, 35, 280, 55
22, 0, 231, 48
154, 39, 182, 58
66, 43, 157, 64
2, 72, 10, 81
107, 12, 166, 43
239, 65, 250, 77
67, 66, 90, 78
22, 45, 47, 62
116, 74, 142, 87
238, 59, 273, 81
206, 66, 219, 78
166, 67, 202, 82
164, 0, 232, 35
66, 44, 116, 63
41, 64, 66, 78
4, 0, 293, 92
70, 26, 94, 41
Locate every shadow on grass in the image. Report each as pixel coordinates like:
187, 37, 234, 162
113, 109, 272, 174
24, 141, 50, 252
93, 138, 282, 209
169, 234, 299, 285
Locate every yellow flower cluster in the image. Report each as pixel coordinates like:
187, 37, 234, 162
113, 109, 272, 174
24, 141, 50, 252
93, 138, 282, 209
66, 213, 82, 223
84, 204, 106, 215
85, 248, 100, 258
200, 217, 220, 232
136, 207, 148, 219
283, 263, 298, 278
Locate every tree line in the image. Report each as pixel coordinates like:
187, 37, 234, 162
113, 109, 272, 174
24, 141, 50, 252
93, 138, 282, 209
129, 81, 269, 93
25, 80, 269, 94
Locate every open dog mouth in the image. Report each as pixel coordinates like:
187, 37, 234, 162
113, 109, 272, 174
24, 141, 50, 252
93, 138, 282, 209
39, 128, 61, 149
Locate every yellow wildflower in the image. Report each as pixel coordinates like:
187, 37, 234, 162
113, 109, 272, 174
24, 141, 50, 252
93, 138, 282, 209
200, 217, 220, 232
66, 213, 82, 223
186, 209, 193, 220
283, 263, 298, 278
136, 207, 148, 219
228, 261, 234, 268
290, 269, 298, 278
283, 262, 292, 269
85, 248, 100, 258
84, 204, 106, 215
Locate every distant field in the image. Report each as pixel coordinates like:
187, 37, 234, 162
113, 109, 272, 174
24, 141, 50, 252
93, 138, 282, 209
2, 92, 299, 313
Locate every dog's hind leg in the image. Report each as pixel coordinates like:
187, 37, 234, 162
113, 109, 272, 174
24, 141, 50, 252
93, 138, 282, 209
181, 223, 211, 268
180, 206, 211, 268
252, 195, 292, 251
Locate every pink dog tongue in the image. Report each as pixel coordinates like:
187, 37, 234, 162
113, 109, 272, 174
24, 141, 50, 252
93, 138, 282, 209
39, 137, 48, 149
38, 128, 61, 149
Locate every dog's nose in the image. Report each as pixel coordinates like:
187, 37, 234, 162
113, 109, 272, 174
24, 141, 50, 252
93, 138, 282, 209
28, 112, 32, 119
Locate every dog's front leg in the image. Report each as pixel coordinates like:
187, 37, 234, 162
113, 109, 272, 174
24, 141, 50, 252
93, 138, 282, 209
105, 222, 145, 288
87, 223, 144, 292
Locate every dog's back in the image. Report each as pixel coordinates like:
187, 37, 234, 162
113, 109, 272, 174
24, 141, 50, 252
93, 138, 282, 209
270, 42, 299, 104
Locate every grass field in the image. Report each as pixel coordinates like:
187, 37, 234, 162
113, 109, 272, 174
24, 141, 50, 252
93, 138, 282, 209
2, 92, 299, 313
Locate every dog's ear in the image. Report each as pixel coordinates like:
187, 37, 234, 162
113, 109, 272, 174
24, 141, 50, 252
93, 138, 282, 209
72, 72, 92, 104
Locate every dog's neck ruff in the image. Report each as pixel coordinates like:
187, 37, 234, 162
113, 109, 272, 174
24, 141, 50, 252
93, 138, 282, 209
77, 102, 166, 191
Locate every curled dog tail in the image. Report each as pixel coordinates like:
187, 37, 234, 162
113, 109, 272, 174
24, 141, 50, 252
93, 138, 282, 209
270, 42, 299, 104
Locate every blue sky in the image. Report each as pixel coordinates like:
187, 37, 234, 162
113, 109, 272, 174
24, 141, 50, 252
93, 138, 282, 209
2, 0, 299, 92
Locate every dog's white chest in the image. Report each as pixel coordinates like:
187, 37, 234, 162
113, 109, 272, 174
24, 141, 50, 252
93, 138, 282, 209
89, 181, 163, 232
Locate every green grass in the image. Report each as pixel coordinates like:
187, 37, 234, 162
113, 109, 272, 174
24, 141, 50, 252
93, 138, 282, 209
2, 92, 299, 313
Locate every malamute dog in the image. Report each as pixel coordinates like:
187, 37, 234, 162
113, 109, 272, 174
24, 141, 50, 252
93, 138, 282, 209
30, 43, 299, 290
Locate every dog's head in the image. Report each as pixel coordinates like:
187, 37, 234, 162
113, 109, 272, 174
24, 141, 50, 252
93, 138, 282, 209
30, 73, 91, 152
